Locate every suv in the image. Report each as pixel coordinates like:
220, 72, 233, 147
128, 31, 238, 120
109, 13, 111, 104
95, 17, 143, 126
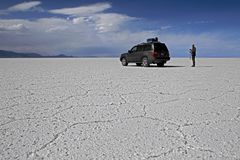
120, 37, 170, 67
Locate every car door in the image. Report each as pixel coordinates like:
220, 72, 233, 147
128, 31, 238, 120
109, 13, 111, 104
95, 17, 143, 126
127, 46, 137, 62
143, 44, 153, 58
133, 45, 144, 62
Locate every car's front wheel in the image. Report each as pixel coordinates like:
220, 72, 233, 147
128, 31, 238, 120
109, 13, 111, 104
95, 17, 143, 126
121, 57, 128, 66
142, 57, 149, 67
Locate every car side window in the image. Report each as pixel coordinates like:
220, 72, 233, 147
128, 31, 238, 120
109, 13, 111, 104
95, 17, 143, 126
137, 45, 144, 52
131, 46, 137, 52
143, 44, 152, 51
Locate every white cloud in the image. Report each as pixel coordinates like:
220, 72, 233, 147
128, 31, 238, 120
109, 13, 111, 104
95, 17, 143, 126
49, 3, 111, 16
49, 3, 137, 33
94, 13, 136, 33
160, 25, 172, 30
187, 20, 214, 25
0, 23, 27, 32
1, 17, 240, 56
46, 26, 68, 33
195, 20, 214, 24
0, 17, 156, 55
8, 1, 42, 12
73, 13, 137, 33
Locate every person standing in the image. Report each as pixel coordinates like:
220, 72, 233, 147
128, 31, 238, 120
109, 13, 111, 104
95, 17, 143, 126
190, 44, 196, 67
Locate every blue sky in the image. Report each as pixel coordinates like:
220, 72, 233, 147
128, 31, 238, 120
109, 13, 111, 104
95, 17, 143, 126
0, 0, 240, 57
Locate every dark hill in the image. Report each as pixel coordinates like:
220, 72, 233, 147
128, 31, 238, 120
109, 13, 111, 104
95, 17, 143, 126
0, 50, 72, 58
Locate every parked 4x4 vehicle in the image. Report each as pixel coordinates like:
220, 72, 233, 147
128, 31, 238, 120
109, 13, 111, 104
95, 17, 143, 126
120, 37, 170, 67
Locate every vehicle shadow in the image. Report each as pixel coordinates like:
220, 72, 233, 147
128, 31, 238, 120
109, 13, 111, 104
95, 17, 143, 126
127, 65, 185, 68
159, 65, 186, 68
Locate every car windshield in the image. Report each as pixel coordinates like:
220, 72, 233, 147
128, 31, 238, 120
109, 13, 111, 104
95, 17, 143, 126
131, 46, 137, 52
154, 43, 168, 52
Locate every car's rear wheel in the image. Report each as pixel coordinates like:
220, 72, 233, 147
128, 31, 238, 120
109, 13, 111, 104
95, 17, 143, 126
157, 62, 165, 67
142, 57, 149, 67
136, 63, 141, 66
121, 57, 128, 66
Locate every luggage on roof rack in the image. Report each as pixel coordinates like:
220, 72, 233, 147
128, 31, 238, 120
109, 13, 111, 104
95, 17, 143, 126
147, 37, 159, 43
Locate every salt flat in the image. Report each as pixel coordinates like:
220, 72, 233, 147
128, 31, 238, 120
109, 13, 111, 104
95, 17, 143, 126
0, 58, 240, 160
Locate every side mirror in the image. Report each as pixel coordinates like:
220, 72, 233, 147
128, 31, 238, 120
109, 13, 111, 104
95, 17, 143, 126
128, 50, 133, 53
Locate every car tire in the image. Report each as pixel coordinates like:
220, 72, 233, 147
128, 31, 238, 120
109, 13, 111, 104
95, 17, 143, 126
157, 62, 165, 67
142, 57, 149, 67
136, 63, 141, 66
121, 57, 128, 66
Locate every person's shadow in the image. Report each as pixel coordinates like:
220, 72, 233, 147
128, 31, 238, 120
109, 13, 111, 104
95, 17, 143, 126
195, 66, 213, 68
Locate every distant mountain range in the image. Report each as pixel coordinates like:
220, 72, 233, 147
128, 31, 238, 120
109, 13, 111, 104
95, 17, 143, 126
0, 50, 73, 58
